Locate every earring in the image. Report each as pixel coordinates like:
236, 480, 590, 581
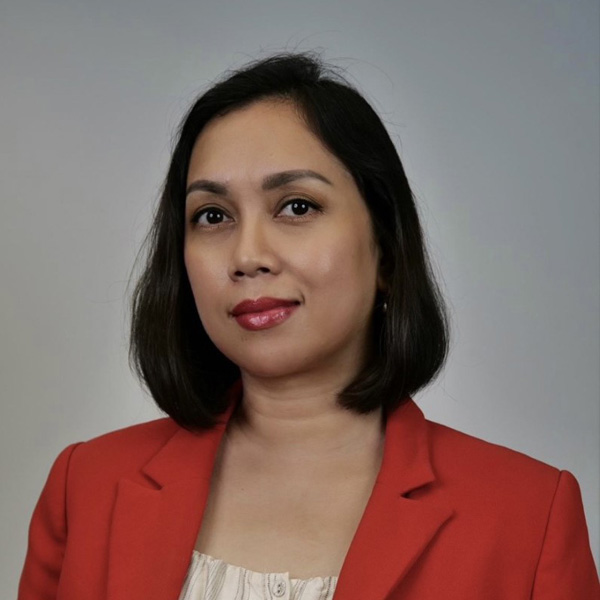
382, 301, 388, 313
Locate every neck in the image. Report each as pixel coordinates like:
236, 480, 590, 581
227, 370, 384, 466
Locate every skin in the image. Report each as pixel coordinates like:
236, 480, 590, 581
184, 99, 387, 576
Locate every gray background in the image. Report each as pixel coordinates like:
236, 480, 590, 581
2, 0, 598, 594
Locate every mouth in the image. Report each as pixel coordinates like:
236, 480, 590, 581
231, 297, 301, 331
231, 297, 300, 317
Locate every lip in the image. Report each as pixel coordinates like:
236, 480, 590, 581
231, 297, 299, 316
231, 297, 300, 331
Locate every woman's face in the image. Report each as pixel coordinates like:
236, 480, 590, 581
184, 99, 385, 380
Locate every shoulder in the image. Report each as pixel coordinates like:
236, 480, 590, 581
75, 416, 179, 451
27, 419, 188, 539
427, 418, 558, 474
424, 418, 562, 508
420, 417, 599, 594
61, 418, 183, 485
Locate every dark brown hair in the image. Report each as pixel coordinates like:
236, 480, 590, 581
130, 52, 449, 430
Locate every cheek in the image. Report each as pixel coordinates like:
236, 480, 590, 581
298, 226, 378, 303
184, 247, 225, 312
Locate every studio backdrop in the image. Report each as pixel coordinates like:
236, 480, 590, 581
1, 1, 598, 596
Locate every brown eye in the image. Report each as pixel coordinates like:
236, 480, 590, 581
279, 199, 320, 217
192, 208, 232, 226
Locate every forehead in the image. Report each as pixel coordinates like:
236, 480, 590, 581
187, 99, 351, 184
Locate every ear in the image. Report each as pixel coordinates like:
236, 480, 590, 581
377, 272, 388, 293
376, 250, 390, 293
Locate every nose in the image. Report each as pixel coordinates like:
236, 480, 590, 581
228, 217, 280, 280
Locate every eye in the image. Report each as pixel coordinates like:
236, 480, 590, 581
191, 207, 232, 227
278, 198, 321, 218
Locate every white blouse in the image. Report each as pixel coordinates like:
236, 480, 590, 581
178, 551, 338, 600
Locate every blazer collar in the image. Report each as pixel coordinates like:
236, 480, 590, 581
107, 383, 453, 600
141, 381, 241, 489
333, 398, 454, 599
106, 383, 240, 600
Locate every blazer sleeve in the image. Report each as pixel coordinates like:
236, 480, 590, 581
531, 470, 600, 599
18, 443, 82, 600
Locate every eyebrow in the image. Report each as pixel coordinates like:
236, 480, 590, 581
185, 169, 333, 197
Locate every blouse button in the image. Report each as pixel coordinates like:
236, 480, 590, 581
272, 577, 287, 597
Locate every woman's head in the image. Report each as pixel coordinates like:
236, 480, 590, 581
130, 52, 449, 429
184, 98, 384, 386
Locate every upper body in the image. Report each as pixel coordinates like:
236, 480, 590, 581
18, 383, 600, 600
18, 53, 600, 599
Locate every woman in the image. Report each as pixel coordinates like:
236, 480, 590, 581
19, 53, 599, 599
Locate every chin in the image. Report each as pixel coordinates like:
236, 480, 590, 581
233, 355, 307, 380
221, 343, 318, 380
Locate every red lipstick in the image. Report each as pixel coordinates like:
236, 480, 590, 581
231, 297, 299, 331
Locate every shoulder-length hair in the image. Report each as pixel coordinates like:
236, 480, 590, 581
130, 52, 449, 430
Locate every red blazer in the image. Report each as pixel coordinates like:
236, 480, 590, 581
19, 388, 599, 600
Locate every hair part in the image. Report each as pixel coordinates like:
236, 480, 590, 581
129, 51, 449, 430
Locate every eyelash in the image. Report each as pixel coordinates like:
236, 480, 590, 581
190, 198, 322, 228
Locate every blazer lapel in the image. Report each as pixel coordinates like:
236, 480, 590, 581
106, 384, 241, 600
333, 399, 454, 600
